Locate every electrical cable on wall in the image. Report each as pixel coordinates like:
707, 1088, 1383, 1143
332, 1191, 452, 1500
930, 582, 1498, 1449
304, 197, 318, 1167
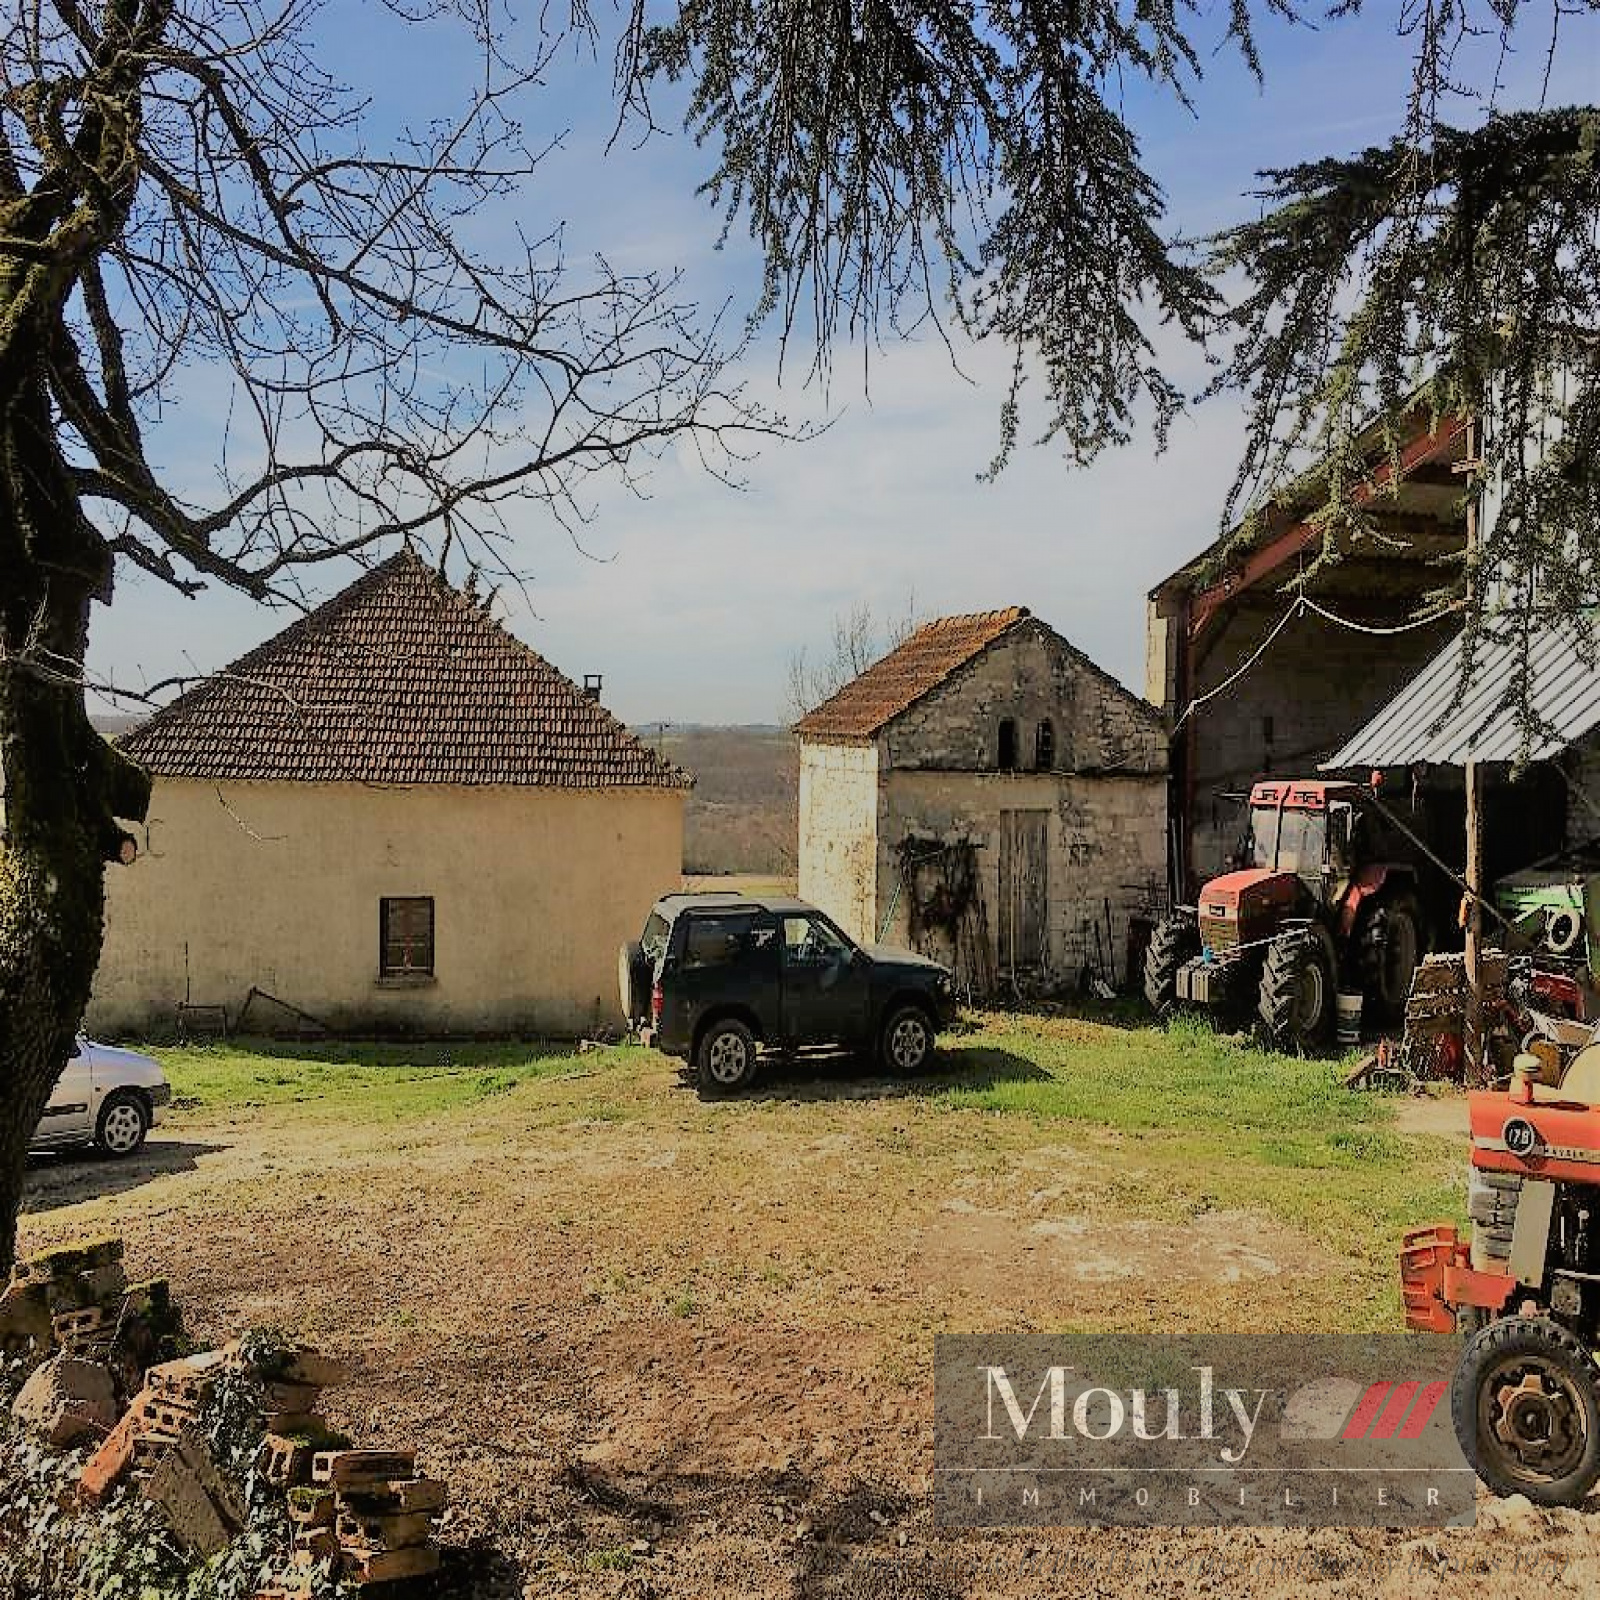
1301, 596, 1463, 637
1175, 594, 1464, 729
1173, 598, 1306, 730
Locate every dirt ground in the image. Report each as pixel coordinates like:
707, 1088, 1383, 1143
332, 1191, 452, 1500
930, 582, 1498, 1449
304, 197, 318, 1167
17, 1043, 1597, 1598
1396, 1092, 1473, 1141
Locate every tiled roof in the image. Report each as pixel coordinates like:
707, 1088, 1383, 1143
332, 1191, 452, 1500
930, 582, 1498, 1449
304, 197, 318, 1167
120, 549, 691, 790
794, 607, 1031, 739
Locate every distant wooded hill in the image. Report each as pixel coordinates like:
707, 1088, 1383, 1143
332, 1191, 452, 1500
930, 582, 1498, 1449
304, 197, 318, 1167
646, 725, 798, 876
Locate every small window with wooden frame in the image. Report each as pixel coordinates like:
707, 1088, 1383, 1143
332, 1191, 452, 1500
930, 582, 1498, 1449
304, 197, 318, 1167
1035, 718, 1055, 771
998, 717, 1018, 772
380, 896, 435, 979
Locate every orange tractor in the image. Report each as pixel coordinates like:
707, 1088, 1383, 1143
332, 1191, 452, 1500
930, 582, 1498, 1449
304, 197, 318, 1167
1403, 1050, 1600, 1504
1145, 779, 1434, 1050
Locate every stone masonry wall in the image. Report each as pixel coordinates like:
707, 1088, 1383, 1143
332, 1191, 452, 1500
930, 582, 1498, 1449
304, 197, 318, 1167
878, 770, 1168, 986
799, 618, 1169, 984
882, 620, 1167, 777
1185, 602, 1454, 883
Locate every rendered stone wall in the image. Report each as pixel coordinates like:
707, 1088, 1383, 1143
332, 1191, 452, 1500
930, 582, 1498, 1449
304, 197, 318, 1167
797, 739, 882, 943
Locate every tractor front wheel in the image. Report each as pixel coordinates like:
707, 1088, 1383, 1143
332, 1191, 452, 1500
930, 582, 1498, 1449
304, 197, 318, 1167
1257, 931, 1335, 1052
1144, 914, 1199, 1016
1453, 1316, 1600, 1506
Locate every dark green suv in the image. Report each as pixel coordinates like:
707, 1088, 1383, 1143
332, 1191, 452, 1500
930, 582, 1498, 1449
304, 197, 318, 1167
620, 893, 954, 1093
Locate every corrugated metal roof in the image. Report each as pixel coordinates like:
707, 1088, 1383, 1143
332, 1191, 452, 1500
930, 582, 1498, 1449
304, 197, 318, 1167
1323, 618, 1600, 768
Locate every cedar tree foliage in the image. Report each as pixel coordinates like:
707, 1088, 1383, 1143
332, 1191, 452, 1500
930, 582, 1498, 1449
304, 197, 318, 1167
628, 0, 1599, 725
0, 0, 777, 1269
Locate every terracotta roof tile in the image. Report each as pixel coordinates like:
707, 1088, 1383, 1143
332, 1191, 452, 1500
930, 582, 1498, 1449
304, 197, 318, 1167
120, 550, 691, 790
794, 607, 1031, 739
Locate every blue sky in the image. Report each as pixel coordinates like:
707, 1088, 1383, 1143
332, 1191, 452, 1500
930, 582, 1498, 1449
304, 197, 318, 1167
86, 2, 1599, 726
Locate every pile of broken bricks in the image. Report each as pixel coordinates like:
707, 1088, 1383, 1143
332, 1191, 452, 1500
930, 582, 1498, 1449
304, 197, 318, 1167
76, 1343, 449, 1589
76, 1341, 341, 1542
0, 1236, 182, 1387
5, 1238, 448, 1593
277, 1448, 448, 1588
5, 1237, 183, 1451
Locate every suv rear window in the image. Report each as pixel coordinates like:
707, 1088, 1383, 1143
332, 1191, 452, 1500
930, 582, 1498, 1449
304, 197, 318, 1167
641, 910, 672, 963
682, 913, 756, 969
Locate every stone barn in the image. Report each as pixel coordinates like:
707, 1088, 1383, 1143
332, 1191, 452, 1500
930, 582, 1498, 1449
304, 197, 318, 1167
91, 549, 689, 1038
795, 608, 1167, 995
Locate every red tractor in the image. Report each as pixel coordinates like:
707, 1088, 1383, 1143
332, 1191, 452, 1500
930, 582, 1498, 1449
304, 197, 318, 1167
1144, 779, 1429, 1050
1402, 1050, 1600, 1504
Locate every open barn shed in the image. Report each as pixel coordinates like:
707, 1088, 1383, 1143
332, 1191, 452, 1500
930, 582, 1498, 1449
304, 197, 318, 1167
1147, 405, 1472, 898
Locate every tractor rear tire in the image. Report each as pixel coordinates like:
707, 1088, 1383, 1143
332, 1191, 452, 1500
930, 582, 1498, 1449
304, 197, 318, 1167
1453, 1316, 1600, 1506
1258, 931, 1335, 1053
1362, 894, 1423, 1020
1144, 914, 1199, 1016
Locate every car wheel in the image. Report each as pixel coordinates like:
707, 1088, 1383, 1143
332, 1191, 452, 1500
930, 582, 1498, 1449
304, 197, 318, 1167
697, 1019, 758, 1094
95, 1090, 149, 1158
881, 1005, 933, 1074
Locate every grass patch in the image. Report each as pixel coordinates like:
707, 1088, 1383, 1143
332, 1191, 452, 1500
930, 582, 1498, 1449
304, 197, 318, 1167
144, 1037, 583, 1119
928, 1012, 1384, 1137
923, 1012, 1465, 1316
100, 1012, 1465, 1333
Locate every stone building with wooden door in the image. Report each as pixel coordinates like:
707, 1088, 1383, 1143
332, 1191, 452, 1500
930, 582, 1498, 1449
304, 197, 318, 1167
91, 549, 690, 1038
795, 608, 1168, 995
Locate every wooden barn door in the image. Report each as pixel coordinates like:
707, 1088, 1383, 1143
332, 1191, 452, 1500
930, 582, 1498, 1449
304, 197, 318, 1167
998, 810, 1049, 973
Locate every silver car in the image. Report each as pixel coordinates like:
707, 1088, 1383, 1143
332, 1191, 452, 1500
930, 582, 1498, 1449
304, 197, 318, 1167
30, 1037, 170, 1158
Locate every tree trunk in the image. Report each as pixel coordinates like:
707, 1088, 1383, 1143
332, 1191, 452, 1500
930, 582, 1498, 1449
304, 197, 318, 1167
0, 353, 149, 1274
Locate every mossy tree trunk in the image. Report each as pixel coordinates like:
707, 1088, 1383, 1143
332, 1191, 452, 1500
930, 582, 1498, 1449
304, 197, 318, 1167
0, 349, 150, 1272
0, 1, 155, 1269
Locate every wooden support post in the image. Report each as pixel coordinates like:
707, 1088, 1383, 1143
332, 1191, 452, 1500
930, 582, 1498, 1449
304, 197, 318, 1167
1465, 759, 1485, 1080
1463, 414, 1485, 1080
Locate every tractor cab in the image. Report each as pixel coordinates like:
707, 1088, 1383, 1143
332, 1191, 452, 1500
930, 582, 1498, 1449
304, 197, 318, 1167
1244, 780, 1364, 891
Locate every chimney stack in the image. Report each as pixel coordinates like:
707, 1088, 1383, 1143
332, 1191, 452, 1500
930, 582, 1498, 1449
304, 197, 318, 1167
583, 674, 603, 702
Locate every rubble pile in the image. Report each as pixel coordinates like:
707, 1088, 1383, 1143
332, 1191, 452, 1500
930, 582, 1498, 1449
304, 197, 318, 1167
283, 1449, 447, 1587
3, 1239, 449, 1595
0, 1236, 183, 1388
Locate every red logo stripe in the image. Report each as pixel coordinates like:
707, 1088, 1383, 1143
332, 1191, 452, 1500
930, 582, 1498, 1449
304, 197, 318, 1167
1398, 1380, 1448, 1439
1369, 1380, 1421, 1440
1341, 1382, 1392, 1440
